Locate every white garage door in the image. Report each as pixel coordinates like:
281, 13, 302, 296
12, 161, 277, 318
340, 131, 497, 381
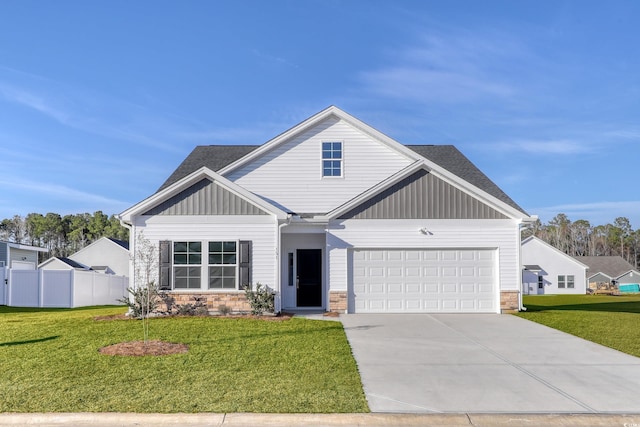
353, 249, 497, 313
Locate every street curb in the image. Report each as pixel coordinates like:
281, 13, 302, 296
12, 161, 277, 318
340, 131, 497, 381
0, 413, 639, 426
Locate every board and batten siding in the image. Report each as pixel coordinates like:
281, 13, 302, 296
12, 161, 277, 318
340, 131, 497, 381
339, 169, 508, 220
143, 178, 268, 216
327, 219, 521, 294
132, 215, 277, 289
225, 116, 414, 214
0, 243, 7, 266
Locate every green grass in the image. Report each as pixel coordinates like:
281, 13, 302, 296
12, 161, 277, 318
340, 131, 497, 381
0, 306, 368, 413
515, 294, 640, 358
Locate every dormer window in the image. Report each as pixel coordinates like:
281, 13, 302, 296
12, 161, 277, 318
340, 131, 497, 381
322, 141, 343, 177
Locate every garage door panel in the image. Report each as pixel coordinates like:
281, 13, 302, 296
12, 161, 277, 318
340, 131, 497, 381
353, 249, 496, 313
405, 283, 419, 293
388, 283, 403, 293
442, 283, 458, 293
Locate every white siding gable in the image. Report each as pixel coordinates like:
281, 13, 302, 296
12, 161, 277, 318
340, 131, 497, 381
521, 237, 587, 295
225, 116, 414, 213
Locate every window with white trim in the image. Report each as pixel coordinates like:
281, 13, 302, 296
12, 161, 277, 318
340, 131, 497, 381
162, 240, 249, 291
558, 275, 575, 289
208, 241, 237, 289
322, 141, 342, 177
173, 241, 202, 289
558, 275, 565, 288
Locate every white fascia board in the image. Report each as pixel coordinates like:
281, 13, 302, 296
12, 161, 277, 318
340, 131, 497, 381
323, 159, 531, 221
322, 161, 425, 220
615, 269, 640, 280
7, 242, 48, 252
588, 272, 613, 281
218, 106, 422, 176
522, 236, 589, 269
422, 161, 531, 220
119, 167, 288, 223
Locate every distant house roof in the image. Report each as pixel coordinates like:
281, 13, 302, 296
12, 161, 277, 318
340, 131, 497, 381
0, 240, 48, 252
58, 257, 90, 269
38, 257, 91, 270
107, 237, 129, 250
573, 256, 637, 278
157, 144, 525, 213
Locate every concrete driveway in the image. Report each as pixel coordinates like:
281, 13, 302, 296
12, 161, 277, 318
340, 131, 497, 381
340, 314, 640, 413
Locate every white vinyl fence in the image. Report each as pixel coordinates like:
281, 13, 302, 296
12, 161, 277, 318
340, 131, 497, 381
1, 268, 128, 308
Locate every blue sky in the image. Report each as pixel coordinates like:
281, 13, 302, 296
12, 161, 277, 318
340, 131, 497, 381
1, 1, 639, 227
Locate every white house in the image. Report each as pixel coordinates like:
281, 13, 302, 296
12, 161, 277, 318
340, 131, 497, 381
119, 106, 535, 314
67, 237, 130, 277
521, 236, 588, 295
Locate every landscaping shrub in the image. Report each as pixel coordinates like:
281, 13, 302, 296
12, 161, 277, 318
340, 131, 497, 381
244, 283, 275, 315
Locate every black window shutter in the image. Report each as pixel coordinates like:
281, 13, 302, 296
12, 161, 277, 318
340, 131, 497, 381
239, 240, 252, 289
159, 240, 172, 290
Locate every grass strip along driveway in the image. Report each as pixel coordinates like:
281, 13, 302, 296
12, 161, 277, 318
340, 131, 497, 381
516, 294, 640, 358
0, 306, 368, 413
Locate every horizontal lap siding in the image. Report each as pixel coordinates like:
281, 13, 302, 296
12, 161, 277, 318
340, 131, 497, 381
226, 117, 413, 213
328, 219, 520, 293
133, 216, 277, 289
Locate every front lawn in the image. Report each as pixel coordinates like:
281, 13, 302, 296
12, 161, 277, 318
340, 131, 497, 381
0, 306, 368, 413
515, 294, 640, 358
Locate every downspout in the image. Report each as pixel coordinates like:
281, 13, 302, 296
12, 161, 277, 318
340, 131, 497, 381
118, 216, 135, 292
275, 216, 291, 313
518, 220, 534, 312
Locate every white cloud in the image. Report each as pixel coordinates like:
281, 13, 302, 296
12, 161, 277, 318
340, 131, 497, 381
0, 68, 186, 153
359, 30, 529, 104
0, 178, 127, 207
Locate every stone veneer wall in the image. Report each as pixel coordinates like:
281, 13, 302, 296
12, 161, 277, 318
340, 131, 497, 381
160, 292, 251, 313
500, 291, 520, 313
329, 291, 347, 313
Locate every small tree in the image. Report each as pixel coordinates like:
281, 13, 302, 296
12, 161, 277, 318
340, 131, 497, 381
127, 232, 159, 343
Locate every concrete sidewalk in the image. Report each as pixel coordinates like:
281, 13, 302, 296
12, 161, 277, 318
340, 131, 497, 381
0, 413, 639, 427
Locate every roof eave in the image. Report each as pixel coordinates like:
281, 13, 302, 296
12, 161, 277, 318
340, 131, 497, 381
119, 167, 288, 223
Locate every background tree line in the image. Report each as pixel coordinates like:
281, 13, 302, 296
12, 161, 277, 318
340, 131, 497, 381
0, 211, 129, 260
524, 214, 640, 268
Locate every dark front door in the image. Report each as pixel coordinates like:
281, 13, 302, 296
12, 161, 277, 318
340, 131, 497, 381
296, 249, 322, 307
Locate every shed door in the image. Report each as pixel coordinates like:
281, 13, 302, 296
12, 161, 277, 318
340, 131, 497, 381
353, 249, 496, 313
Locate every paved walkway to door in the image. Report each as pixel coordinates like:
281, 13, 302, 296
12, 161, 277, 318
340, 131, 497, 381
340, 314, 640, 413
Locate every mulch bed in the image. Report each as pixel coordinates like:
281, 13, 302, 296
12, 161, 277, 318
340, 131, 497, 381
95, 312, 294, 356
99, 340, 189, 356
94, 312, 294, 321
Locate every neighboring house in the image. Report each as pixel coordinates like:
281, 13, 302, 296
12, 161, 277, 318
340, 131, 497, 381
39, 257, 92, 271
0, 241, 48, 270
119, 106, 535, 314
521, 236, 588, 295
67, 237, 130, 277
574, 256, 640, 291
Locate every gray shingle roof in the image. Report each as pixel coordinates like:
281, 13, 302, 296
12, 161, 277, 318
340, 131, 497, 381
158, 145, 258, 191
406, 145, 525, 213
573, 256, 637, 278
58, 257, 90, 269
107, 237, 129, 250
157, 144, 526, 214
